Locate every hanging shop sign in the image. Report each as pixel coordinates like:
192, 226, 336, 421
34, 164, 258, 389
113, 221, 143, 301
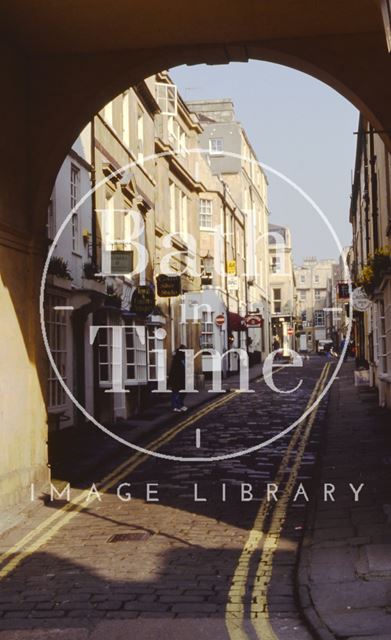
156, 274, 182, 297
337, 282, 350, 300
352, 286, 371, 312
110, 250, 133, 274
215, 314, 225, 327
131, 285, 155, 315
244, 314, 262, 328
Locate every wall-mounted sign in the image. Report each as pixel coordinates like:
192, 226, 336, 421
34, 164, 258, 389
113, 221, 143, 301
156, 274, 181, 297
244, 315, 262, 327
215, 314, 225, 327
352, 287, 371, 312
227, 260, 236, 275
110, 250, 133, 274
337, 282, 350, 300
131, 285, 155, 315
227, 275, 239, 291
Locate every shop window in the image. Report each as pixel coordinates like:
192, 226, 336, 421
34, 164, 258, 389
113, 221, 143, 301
200, 311, 214, 349
147, 327, 165, 382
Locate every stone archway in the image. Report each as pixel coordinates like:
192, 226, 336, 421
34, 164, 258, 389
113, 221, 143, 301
0, 0, 389, 504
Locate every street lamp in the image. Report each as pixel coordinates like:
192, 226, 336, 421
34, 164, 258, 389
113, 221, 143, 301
201, 250, 214, 286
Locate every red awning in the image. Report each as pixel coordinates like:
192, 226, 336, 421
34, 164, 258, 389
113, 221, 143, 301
228, 311, 246, 332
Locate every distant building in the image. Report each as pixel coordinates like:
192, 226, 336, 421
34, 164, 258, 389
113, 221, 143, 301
295, 257, 338, 352
268, 224, 296, 354
187, 98, 271, 363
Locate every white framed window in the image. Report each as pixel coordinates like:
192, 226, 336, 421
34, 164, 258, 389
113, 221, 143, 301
314, 310, 325, 327
271, 256, 281, 273
125, 325, 147, 385
46, 295, 67, 409
200, 199, 213, 228
314, 274, 320, 284
147, 326, 165, 382
179, 127, 187, 157
300, 274, 305, 283
70, 164, 80, 253
167, 116, 180, 151
300, 290, 306, 301
97, 322, 148, 387
273, 288, 282, 314
155, 82, 177, 115
209, 138, 223, 155
98, 325, 112, 385
200, 311, 214, 349
315, 289, 321, 300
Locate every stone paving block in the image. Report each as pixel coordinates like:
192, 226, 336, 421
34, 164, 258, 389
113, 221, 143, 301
327, 609, 391, 637
312, 579, 391, 612
364, 544, 391, 574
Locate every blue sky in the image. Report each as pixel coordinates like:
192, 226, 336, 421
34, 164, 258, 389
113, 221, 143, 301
170, 61, 358, 265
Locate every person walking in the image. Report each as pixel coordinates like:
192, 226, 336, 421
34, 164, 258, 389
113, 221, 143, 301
168, 345, 188, 413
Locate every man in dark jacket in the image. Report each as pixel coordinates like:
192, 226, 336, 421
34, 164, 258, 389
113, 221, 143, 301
168, 345, 187, 412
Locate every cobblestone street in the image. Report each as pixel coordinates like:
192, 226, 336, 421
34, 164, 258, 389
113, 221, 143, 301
0, 360, 391, 640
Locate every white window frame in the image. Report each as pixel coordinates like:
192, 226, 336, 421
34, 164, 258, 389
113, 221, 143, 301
200, 311, 214, 349
271, 256, 281, 273
199, 198, 213, 229
124, 325, 147, 385
209, 138, 223, 155
147, 326, 165, 382
273, 288, 282, 314
314, 310, 325, 327
155, 82, 177, 115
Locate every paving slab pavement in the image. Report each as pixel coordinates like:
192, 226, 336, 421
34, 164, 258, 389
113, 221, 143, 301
298, 362, 391, 640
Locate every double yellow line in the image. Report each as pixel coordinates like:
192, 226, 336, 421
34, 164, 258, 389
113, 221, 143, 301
225, 363, 330, 640
0, 387, 240, 580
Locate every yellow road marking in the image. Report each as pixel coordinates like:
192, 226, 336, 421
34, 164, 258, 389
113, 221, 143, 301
251, 364, 330, 639
0, 367, 281, 579
225, 364, 330, 640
